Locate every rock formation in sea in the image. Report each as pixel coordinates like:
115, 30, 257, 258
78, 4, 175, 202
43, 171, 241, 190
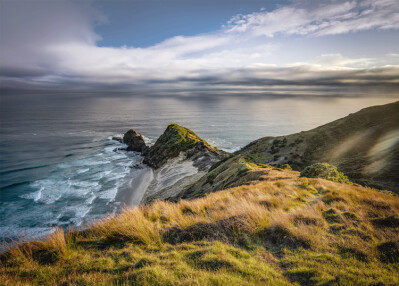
119, 124, 228, 204
120, 124, 227, 170
142, 124, 227, 169
111, 136, 123, 143
122, 129, 147, 152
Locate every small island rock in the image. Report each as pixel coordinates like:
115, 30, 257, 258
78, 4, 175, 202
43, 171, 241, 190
112, 136, 123, 143
123, 129, 147, 152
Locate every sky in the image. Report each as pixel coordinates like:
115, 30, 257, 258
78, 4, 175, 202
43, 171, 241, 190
1, 0, 399, 98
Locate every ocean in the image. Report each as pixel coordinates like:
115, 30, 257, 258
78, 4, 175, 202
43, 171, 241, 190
0, 93, 395, 244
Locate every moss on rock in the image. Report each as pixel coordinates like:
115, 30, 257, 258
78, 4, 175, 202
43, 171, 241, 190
143, 124, 215, 169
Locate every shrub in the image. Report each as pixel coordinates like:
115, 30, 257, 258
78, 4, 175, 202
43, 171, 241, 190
300, 163, 349, 183
281, 164, 292, 170
377, 241, 399, 263
206, 172, 217, 185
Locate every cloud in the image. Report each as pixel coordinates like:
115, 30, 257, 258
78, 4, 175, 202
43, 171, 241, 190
0, 0, 105, 78
226, 0, 399, 37
0, 0, 399, 97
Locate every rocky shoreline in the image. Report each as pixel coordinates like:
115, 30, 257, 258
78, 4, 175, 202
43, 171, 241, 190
113, 124, 228, 205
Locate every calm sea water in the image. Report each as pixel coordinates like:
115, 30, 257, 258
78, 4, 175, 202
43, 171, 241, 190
0, 93, 395, 244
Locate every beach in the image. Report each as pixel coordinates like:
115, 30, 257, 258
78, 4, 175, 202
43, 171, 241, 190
116, 166, 154, 207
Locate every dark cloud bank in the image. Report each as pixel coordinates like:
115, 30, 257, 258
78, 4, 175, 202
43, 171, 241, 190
0, 0, 398, 99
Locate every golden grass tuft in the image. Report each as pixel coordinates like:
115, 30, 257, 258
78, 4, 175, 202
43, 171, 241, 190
94, 206, 162, 245
46, 228, 67, 254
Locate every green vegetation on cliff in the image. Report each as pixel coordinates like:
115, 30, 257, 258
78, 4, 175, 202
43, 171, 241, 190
2, 168, 398, 285
171, 101, 398, 201
300, 163, 349, 183
281, 164, 292, 170
238, 101, 399, 192
157, 124, 211, 152
143, 124, 216, 168
170, 154, 271, 201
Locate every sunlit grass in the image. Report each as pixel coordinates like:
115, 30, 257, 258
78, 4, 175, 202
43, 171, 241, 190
1, 169, 398, 285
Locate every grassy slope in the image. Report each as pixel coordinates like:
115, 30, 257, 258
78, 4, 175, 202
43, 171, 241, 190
2, 168, 399, 285
175, 101, 399, 199
238, 101, 399, 192
170, 155, 280, 201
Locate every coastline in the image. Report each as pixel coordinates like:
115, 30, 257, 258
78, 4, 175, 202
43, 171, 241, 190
116, 124, 227, 207
140, 153, 202, 203
116, 165, 154, 207
119, 154, 205, 206
129, 167, 154, 206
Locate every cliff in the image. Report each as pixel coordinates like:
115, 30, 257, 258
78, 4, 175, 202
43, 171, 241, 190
238, 101, 399, 191
116, 124, 228, 204
143, 124, 227, 170
170, 101, 399, 201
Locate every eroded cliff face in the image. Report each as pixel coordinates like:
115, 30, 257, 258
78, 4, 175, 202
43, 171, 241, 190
142, 124, 227, 169
119, 124, 227, 170
141, 152, 207, 204
116, 124, 229, 203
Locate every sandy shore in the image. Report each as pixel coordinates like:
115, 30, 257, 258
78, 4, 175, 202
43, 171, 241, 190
118, 153, 203, 207
116, 166, 154, 207
129, 167, 154, 205
141, 154, 205, 203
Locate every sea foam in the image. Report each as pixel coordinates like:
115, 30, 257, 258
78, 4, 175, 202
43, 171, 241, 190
13, 136, 140, 237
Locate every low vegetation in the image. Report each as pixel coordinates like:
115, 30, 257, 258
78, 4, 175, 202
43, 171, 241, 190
281, 164, 292, 170
171, 155, 266, 201
156, 124, 212, 154
300, 162, 349, 183
2, 167, 398, 285
237, 101, 399, 193
143, 124, 216, 168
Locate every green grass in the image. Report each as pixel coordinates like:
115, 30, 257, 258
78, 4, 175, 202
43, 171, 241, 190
156, 124, 211, 154
172, 155, 265, 200
1, 169, 399, 285
143, 124, 217, 168
236, 101, 399, 193
300, 162, 349, 183
281, 164, 292, 170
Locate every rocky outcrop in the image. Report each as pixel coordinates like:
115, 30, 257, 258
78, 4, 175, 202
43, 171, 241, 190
119, 124, 227, 170
123, 129, 147, 152
112, 136, 123, 143
143, 124, 227, 169
118, 124, 228, 203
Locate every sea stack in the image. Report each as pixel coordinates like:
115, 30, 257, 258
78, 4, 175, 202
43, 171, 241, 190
123, 129, 147, 152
